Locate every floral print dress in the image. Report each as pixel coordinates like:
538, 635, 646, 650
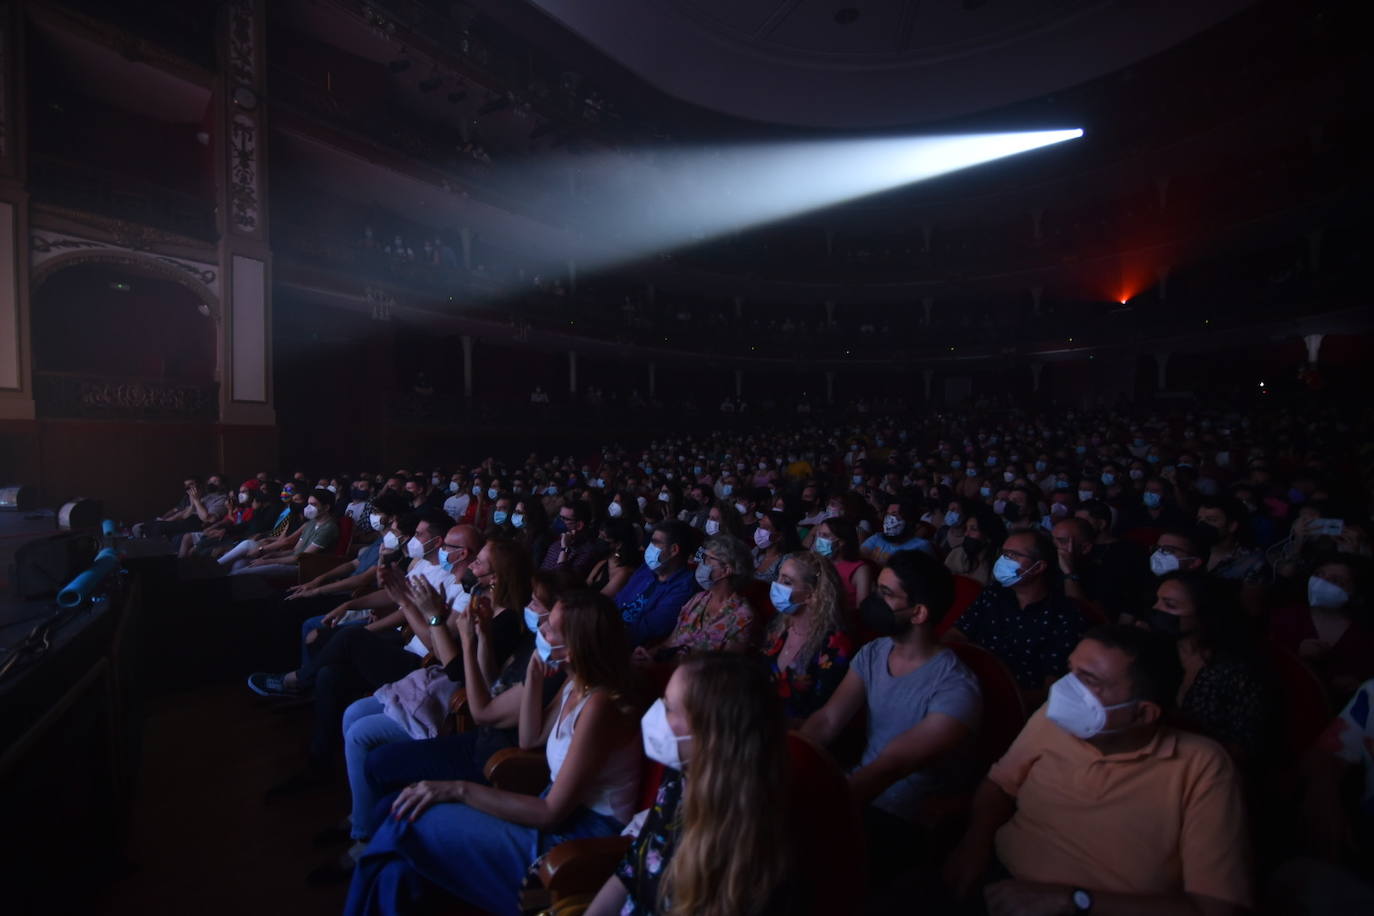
763, 625, 855, 722
615, 769, 685, 914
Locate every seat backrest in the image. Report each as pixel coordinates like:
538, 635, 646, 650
745, 578, 775, 643
935, 575, 984, 637
786, 732, 866, 913
946, 641, 1029, 769
1069, 596, 1109, 626
1266, 637, 1330, 759
333, 514, 355, 557
1122, 526, 1162, 551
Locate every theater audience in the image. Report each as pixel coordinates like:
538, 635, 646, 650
945, 626, 1252, 914
345, 590, 642, 916
586, 653, 793, 915
811, 515, 875, 610
541, 501, 600, 578
585, 517, 640, 596
862, 499, 934, 564
286, 490, 410, 602
752, 509, 800, 582
803, 550, 982, 886
943, 507, 1003, 586
762, 552, 854, 724
229, 488, 339, 576
1271, 555, 1374, 703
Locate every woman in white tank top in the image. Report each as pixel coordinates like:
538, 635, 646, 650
345, 590, 643, 916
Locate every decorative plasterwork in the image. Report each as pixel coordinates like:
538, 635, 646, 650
30, 230, 221, 307
226, 0, 261, 237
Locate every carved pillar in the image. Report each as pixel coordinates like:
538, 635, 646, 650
0, 3, 34, 420
217, 0, 274, 427
461, 335, 474, 398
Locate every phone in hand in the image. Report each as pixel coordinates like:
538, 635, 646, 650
1312, 518, 1344, 537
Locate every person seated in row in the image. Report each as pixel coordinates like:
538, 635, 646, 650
326, 540, 532, 878
753, 509, 801, 582
615, 520, 699, 648
646, 533, 757, 664
178, 478, 260, 557
345, 590, 643, 916
134, 473, 228, 541
226, 487, 338, 575
1270, 554, 1374, 705
586, 518, 641, 597
762, 551, 855, 725
945, 625, 1252, 916
286, 489, 411, 603
541, 500, 601, 579
587, 653, 796, 915
946, 529, 1088, 707
803, 549, 982, 889
811, 515, 875, 612
944, 507, 1004, 586
861, 499, 933, 564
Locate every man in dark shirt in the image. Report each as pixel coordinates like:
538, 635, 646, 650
616, 521, 699, 648
540, 500, 600, 579
948, 529, 1088, 705
1075, 500, 1150, 620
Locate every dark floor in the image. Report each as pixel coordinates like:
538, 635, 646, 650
97, 684, 352, 916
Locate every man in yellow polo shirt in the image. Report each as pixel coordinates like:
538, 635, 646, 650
946, 625, 1252, 915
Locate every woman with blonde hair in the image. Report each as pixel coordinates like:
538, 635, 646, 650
761, 551, 854, 725
586, 652, 794, 915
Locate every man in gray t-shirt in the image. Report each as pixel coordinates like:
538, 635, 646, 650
801, 548, 983, 889
850, 638, 982, 820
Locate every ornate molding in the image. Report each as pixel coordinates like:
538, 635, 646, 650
30, 231, 221, 307
30, 203, 216, 254
229, 112, 259, 233
226, 0, 262, 238
35, 372, 218, 421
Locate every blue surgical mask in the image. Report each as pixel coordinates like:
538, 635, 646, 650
511, 513, 525, 528
523, 605, 541, 633
721, 484, 733, 496
1143, 491, 1163, 509
644, 544, 664, 570
1101, 473, 1116, 486
493, 510, 509, 525
813, 536, 835, 557
487, 487, 499, 500
993, 554, 1026, 587
535, 629, 564, 665
770, 580, 799, 615
1035, 461, 1048, 472
439, 548, 456, 573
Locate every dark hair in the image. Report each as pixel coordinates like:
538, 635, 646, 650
370, 489, 410, 518
1155, 570, 1252, 657
654, 520, 699, 557
562, 499, 592, 526
1010, 527, 1056, 567
762, 510, 802, 554
885, 549, 955, 624
1082, 624, 1184, 712
1052, 516, 1095, 543
415, 507, 455, 539
816, 516, 862, 562
559, 589, 635, 704
309, 487, 336, 509
600, 517, 638, 548
1159, 525, 1213, 556
1076, 499, 1113, 527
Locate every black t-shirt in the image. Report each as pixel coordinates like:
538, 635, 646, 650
1091, 539, 1152, 619
440, 604, 524, 686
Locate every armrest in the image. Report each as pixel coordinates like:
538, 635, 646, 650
483, 748, 550, 796
446, 688, 476, 734
538, 836, 633, 897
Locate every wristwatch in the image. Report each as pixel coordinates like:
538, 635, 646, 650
427, 614, 444, 627
1071, 888, 1094, 914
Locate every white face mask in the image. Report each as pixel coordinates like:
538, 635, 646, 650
369, 513, 385, 532
1149, 550, 1180, 576
303, 504, 320, 520
884, 515, 907, 537
734, 502, 748, 516
1308, 575, 1349, 609
1046, 672, 1136, 739
382, 530, 400, 550
658, 491, 671, 503
238, 492, 250, 504
753, 527, 773, 550
406, 536, 428, 560
641, 698, 691, 769
607, 501, 623, 518
704, 519, 721, 536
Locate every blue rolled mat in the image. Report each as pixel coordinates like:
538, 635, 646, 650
56, 547, 121, 608
102, 519, 117, 537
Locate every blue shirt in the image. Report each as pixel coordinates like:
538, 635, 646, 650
355, 537, 385, 574
615, 564, 699, 648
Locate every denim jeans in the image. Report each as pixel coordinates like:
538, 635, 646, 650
342, 697, 412, 840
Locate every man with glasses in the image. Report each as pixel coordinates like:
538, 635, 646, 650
947, 529, 1089, 706
539, 501, 598, 578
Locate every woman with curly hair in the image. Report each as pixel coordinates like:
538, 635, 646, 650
761, 551, 855, 725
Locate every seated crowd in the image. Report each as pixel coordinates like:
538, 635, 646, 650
129, 403, 1374, 915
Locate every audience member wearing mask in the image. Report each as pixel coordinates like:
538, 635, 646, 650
861, 500, 934, 565
615, 521, 699, 649
753, 510, 801, 582
944, 508, 1005, 587
1123, 477, 1188, 531
230, 488, 340, 576
650, 534, 757, 662
585, 653, 794, 916
947, 529, 1088, 705
1271, 556, 1374, 704
811, 516, 875, 612
344, 591, 642, 916
585, 518, 641, 597
1145, 571, 1269, 765
762, 552, 854, 725
540, 501, 600, 579
322, 540, 534, 880
945, 627, 1251, 914
287, 490, 411, 604
803, 550, 982, 890
1197, 497, 1267, 586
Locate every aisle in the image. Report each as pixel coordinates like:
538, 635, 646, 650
99, 684, 351, 916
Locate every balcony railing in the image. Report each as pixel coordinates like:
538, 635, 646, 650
28, 157, 217, 243
35, 372, 219, 422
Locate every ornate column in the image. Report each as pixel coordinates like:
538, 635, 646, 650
0, 2, 34, 421
217, 0, 274, 430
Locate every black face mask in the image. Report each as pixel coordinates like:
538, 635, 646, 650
459, 568, 479, 592
860, 593, 913, 638
1002, 503, 1022, 523
682, 497, 700, 512
963, 536, 984, 557
1146, 609, 1187, 639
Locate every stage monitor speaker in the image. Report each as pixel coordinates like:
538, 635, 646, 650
9, 532, 98, 600
0, 485, 37, 511
58, 499, 104, 530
